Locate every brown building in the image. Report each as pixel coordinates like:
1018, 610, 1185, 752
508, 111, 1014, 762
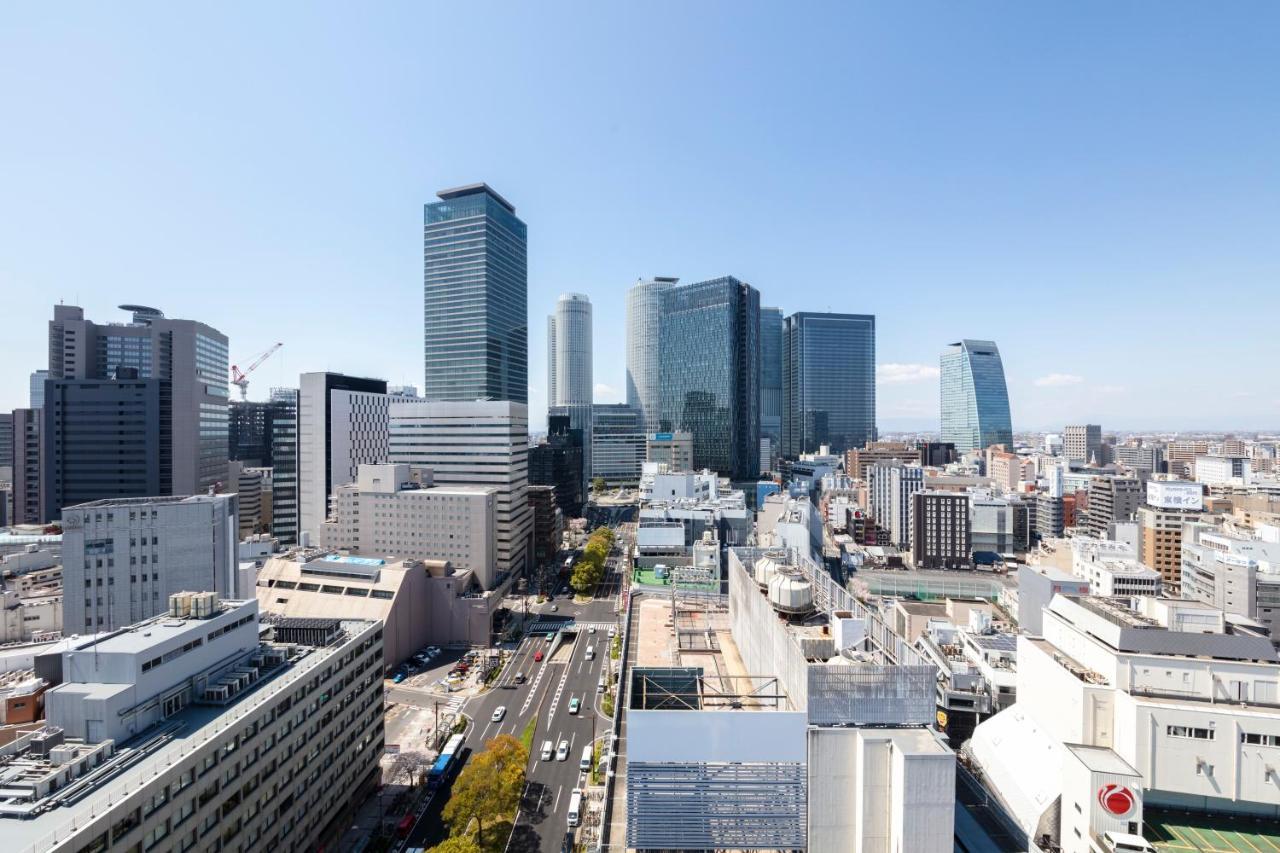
846, 441, 920, 480
1166, 440, 1210, 479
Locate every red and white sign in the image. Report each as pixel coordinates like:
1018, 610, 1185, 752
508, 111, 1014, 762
1097, 783, 1137, 819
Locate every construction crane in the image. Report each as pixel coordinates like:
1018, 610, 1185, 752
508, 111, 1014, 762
230, 342, 283, 400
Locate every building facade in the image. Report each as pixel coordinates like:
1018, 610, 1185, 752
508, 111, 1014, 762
781, 312, 876, 458
28, 369, 48, 409
547, 292, 593, 494
1136, 480, 1204, 589
647, 431, 694, 472
658, 276, 760, 480
911, 491, 971, 569
759, 306, 784, 470
625, 276, 678, 431
268, 387, 299, 544
939, 339, 1013, 453
592, 404, 645, 487
423, 183, 527, 403
228, 400, 276, 468
10, 408, 43, 525
529, 414, 584, 519
1085, 476, 1143, 539
1063, 424, 1102, 465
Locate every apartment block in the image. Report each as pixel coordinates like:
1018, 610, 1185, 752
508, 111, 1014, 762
1085, 476, 1142, 539
911, 491, 971, 570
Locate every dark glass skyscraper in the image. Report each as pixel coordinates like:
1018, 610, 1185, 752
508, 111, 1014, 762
940, 339, 1013, 453
229, 400, 275, 468
759, 307, 783, 468
782, 312, 876, 457
658, 277, 760, 480
268, 387, 299, 544
423, 184, 528, 403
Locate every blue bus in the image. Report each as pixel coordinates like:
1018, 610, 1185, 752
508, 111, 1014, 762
427, 733, 466, 787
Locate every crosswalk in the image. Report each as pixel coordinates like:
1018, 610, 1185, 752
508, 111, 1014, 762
527, 620, 617, 634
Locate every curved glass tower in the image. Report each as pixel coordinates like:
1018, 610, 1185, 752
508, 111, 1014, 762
625, 276, 678, 431
940, 339, 1012, 453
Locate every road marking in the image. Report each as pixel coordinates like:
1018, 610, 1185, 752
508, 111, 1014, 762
554, 784, 563, 812
546, 659, 572, 719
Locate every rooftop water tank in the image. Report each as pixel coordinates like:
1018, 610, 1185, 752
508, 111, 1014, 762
768, 569, 814, 616
754, 555, 781, 589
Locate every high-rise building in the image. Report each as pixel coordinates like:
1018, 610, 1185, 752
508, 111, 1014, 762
527, 484, 563, 572
911, 490, 971, 569
268, 387, 299, 544
61, 493, 240, 632
388, 400, 531, 588
869, 463, 923, 548
297, 372, 388, 541
1137, 480, 1203, 590
529, 414, 585, 519
423, 183, 527, 403
592, 404, 646, 487
1035, 493, 1064, 540
0, 412, 11, 477
547, 291, 593, 494
939, 339, 1013, 453
228, 399, 276, 468
1084, 475, 1143, 539
1114, 442, 1164, 475
1063, 424, 1102, 465
970, 493, 1031, 557
781, 312, 876, 458
918, 441, 957, 468
759, 306, 784, 469
228, 460, 265, 538
10, 409, 42, 524
658, 276, 760, 480
1166, 440, 1209, 479
28, 369, 48, 409
846, 441, 920, 480
44, 304, 230, 514
625, 276, 678, 431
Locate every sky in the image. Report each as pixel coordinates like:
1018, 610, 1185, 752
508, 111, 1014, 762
2, 2, 1278, 432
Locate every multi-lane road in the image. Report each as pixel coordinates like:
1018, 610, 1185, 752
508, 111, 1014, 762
403, 527, 628, 853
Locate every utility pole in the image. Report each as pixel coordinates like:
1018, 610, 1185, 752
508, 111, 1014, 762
434, 700, 440, 746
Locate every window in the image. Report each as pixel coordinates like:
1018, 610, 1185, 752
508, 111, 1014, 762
1242, 732, 1280, 747
1167, 725, 1215, 740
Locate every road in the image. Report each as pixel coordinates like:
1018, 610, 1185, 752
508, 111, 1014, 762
403, 521, 629, 853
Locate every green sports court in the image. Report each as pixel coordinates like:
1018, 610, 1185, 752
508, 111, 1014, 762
1145, 808, 1280, 852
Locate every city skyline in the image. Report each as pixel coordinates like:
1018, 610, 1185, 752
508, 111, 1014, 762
3, 4, 1278, 431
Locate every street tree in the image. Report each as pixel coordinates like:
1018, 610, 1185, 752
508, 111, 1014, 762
441, 734, 528, 847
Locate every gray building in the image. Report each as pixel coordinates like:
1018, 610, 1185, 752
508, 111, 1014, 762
548, 293, 593, 495
46, 303, 230, 500
969, 494, 1031, 558
61, 493, 239, 633
781, 312, 876, 458
592, 404, 645, 486
759, 306, 784, 470
1035, 492, 1064, 540
9, 408, 43, 524
625, 276, 678, 431
1114, 442, 1164, 475
939, 339, 1013, 453
911, 490, 971, 569
658, 276, 760, 480
869, 463, 923, 548
423, 183, 527, 403
268, 387, 299, 544
28, 369, 48, 409
1085, 475, 1142, 539
228, 399, 276, 467
0, 412, 11, 479
1063, 424, 1102, 465
1181, 523, 1280, 636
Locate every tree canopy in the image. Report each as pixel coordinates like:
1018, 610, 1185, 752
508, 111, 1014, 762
441, 734, 528, 847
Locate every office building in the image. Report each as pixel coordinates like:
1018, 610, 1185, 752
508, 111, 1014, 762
918, 441, 957, 468
1068, 537, 1162, 598
268, 387, 299, 544
1195, 454, 1251, 485
227, 460, 265, 538
527, 485, 562, 571
592, 403, 645, 487
547, 292, 593, 493
0, 412, 10, 478
1114, 443, 1163, 475
1166, 440, 1210, 479
389, 400, 531, 587
297, 372, 388, 542
1181, 523, 1280, 636
781, 312, 876, 457
911, 491, 971, 569
939, 339, 1013, 453
46, 303, 230, 499
10, 408, 43, 524
625, 276, 678, 431
320, 463, 496, 587
1136, 480, 1203, 589
28, 369, 48, 409
60, 494, 239, 633
529, 414, 585, 518
646, 431, 693, 471
0, 595, 383, 852
1063, 424, 1102, 465
869, 462, 924, 548
1084, 476, 1143, 539
846, 441, 919, 479
970, 493, 1031, 558
423, 183, 527, 403
228, 399, 276, 468
658, 276, 760, 480
759, 306, 784, 469
1035, 493, 1064, 540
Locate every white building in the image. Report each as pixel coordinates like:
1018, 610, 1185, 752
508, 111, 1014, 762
60, 494, 240, 634
625, 276, 678, 431
388, 400, 531, 588
297, 372, 388, 541
868, 463, 923, 548
1181, 522, 1280, 636
3, 595, 383, 852
320, 463, 496, 586
1071, 537, 1163, 598
1195, 455, 1252, 486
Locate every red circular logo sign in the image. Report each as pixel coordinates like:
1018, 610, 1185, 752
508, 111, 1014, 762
1098, 784, 1136, 818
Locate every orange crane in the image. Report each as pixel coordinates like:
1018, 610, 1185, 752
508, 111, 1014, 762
230, 342, 283, 400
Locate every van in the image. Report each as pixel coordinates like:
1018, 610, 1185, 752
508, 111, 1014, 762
540, 740, 553, 761
567, 788, 583, 827
580, 745, 593, 771
597, 674, 605, 692
584, 646, 595, 661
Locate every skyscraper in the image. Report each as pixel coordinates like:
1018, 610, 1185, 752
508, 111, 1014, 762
268, 387, 299, 544
759, 306, 784, 470
44, 304, 229, 518
658, 276, 760, 480
939, 339, 1013, 453
547, 292, 593, 492
423, 183, 528, 403
625, 276, 678, 431
1063, 424, 1102, 465
781, 312, 876, 458
229, 400, 277, 468
28, 370, 48, 409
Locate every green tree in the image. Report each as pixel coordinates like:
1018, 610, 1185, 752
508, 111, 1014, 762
592, 476, 607, 493
442, 735, 528, 847
428, 837, 482, 853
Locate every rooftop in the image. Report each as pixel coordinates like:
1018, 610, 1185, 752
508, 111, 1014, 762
64, 494, 231, 510
436, 182, 516, 213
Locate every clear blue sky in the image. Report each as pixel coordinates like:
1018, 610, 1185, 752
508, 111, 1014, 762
3, 2, 1277, 431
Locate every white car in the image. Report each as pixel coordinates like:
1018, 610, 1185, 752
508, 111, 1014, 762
588, 626, 596, 634
491, 706, 506, 722
556, 740, 570, 761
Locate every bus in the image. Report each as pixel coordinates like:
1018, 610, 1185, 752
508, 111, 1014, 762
427, 733, 466, 788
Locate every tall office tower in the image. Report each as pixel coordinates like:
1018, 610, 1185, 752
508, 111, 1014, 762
1138, 480, 1203, 590
61, 493, 239, 632
47, 304, 229, 497
658, 276, 760, 480
1084, 475, 1143, 539
10, 409, 42, 524
548, 292, 593, 493
28, 370, 48, 409
423, 184, 528, 403
625, 276, 678, 431
1063, 424, 1102, 465
269, 387, 299, 544
939, 339, 1013, 453
759, 306, 784, 470
388, 400, 531, 588
781, 312, 876, 458
0, 412, 11, 477
591, 404, 645, 486
868, 463, 923, 548
529, 414, 585, 519
297, 372, 388, 542
228, 399, 276, 467
911, 491, 971, 569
